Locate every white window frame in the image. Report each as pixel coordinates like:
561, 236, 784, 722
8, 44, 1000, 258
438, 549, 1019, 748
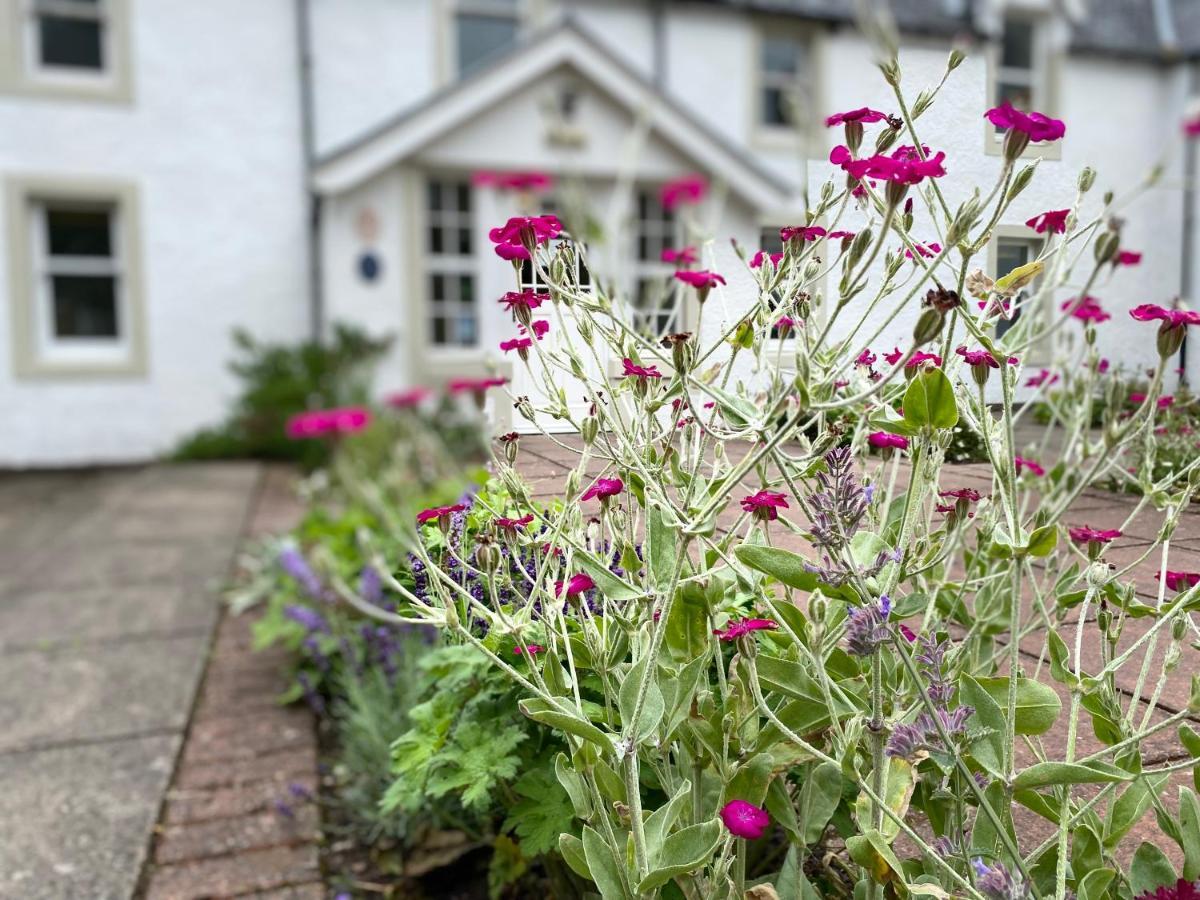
425, 178, 479, 350
446, 0, 523, 81
985, 13, 1059, 159
0, 0, 132, 101
751, 22, 821, 149
630, 188, 680, 337
6, 176, 146, 377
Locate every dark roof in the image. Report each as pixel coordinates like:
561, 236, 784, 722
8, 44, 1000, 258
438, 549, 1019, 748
697, 0, 1200, 62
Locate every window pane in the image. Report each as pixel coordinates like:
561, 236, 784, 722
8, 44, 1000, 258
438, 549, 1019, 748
996, 81, 1033, 112
458, 315, 477, 345
762, 37, 798, 74
759, 227, 784, 255
39, 16, 103, 70
457, 14, 517, 75
432, 316, 447, 344
456, 226, 471, 255
52, 275, 118, 337
46, 208, 111, 257
996, 240, 1031, 274
459, 275, 473, 304
762, 87, 791, 127
456, 183, 471, 213
1001, 19, 1034, 70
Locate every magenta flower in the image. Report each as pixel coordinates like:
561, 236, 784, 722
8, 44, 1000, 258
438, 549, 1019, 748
661, 246, 698, 267
898, 624, 918, 642
417, 504, 465, 525
907, 351, 942, 368
1115, 250, 1142, 267
904, 241, 942, 259
495, 514, 534, 532
720, 800, 771, 839
830, 144, 947, 185
581, 477, 624, 502
622, 358, 663, 381
513, 643, 545, 656
856, 349, 877, 367
1026, 209, 1070, 234
500, 289, 549, 314
527, 319, 550, 339
385, 387, 431, 409
1134, 878, 1200, 900
1069, 526, 1122, 545
555, 573, 596, 597
1026, 369, 1059, 387
740, 490, 789, 522
286, 407, 371, 439
660, 174, 707, 210
1131, 304, 1200, 328
472, 170, 553, 192
883, 347, 904, 366
488, 215, 562, 260
1158, 571, 1200, 592
828, 229, 856, 241
780, 224, 827, 243
500, 337, 533, 354
956, 346, 1017, 368
984, 103, 1066, 142
869, 432, 908, 450
674, 269, 726, 290
1015, 456, 1045, 477
825, 107, 889, 127
447, 376, 507, 395
774, 315, 797, 334
939, 488, 982, 502
1130, 393, 1175, 409
1063, 295, 1110, 323
749, 250, 784, 269
1098, 358, 1111, 373
713, 618, 779, 642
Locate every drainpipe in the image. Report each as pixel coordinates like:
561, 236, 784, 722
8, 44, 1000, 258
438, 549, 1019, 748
1181, 61, 1198, 386
295, 0, 324, 342
651, 0, 667, 89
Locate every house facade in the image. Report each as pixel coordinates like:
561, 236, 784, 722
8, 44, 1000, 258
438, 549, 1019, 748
1, 0, 1197, 465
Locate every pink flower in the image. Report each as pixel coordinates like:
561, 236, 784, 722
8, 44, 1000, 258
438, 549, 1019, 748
500, 337, 533, 354
1026, 369, 1059, 387
1015, 456, 1045, 477
1185, 116, 1200, 137
285, 407, 371, 439
622, 358, 663, 381
830, 145, 947, 185
472, 170, 553, 192
661, 246, 698, 266
713, 618, 779, 642
904, 241, 942, 259
883, 347, 903, 366
856, 349, 877, 367
774, 315, 797, 333
417, 504, 465, 525
495, 514, 534, 532
828, 229, 856, 241
555, 573, 596, 597
1134, 877, 1200, 900
488, 215, 562, 260
868, 432, 908, 450
984, 103, 1066, 142
1130, 304, 1200, 328
527, 319, 550, 339
956, 347, 1017, 368
660, 174, 707, 210
513, 643, 545, 656
386, 388, 431, 409
907, 351, 942, 368
1098, 358, 1111, 373
1026, 209, 1070, 234
720, 800, 770, 839
740, 490, 789, 522
447, 376, 507, 395
749, 250, 784, 269
825, 107, 890, 127
500, 289, 549, 314
1131, 393, 1175, 409
939, 488, 982, 502
780, 224, 827, 243
1158, 571, 1200, 592
1115, 250, 1142, 267
674, 269, 726, 290
898, 624, 918, 642
1063, 296, 1110, 323
1069, 526, 1122, 545
581, 477, 624, 502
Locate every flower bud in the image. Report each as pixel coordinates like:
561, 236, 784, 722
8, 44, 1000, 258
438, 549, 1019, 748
1002, 128, 1030, 162
1173, 615, 1188, 642
1158, 322, 1186, 359
501, 433, 520, 465
845, 120, 864, 154
550, 254, 567, 285
515, 395, 535, 422
661, 332, 694, 373
902, 197, 914, 232
475, 536, 500, 572
1006, 161, 1038, 202
1094, 231, 1120, 266
810, 596, 827, 624
947, 47, 966, 71
565, 470, 581, 500
1078, 167, 1096, 194
577, 314, 593, 343
1165, 642, 1182, 673
913, 308, 944, 345
581, 416, 599, 446
969, 361, 991, 387
874, 126, 900, 154
885, 179, 909, 209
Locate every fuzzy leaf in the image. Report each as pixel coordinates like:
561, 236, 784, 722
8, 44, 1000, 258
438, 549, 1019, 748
618, 656, 665, 743
637, 820, 722, 893
902, 367, 958, 429
519, 697, 612, 750
582, 825, 631, 900
1012, 761, 1132, 790
1131, 842, 1176, 897
973, 676, 1061, 735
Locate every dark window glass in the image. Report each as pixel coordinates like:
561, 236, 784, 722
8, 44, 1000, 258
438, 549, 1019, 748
47, 208, 111, 256
459, 315, 476, 344
428, 181, 442, 210
759, 227, 784, 255
52, 275, 117, 337
39, 16, 103, 70
431, 273, 446, 300
763, 87, 791, 127
459, 275, 473, 303
430, 226, 443, 254
457, 227, 471, 255
456, 14, 517, 75
762, 37, 798, 74
1001, 19, 1034, 70
996, 82, 1032, 112
432, 317, 447, 344
456, 183, 471, 212
995, 240, 1035, 339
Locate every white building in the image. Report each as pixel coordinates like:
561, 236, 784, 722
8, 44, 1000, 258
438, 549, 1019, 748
0, 0, 1196, 465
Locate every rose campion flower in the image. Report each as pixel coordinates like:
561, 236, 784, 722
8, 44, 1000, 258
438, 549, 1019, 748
417, 504, 466, 525
661, 246, 697, 266
869, 432, 909, 450
830, 144, 947, 185
1098, 358, 1111, 373
499, 336, 533, 355
780, 224, 826, 243
472, 170, 553, 192
1133, 878, 1200, 900
1015, 456, 1045, 477
774, 315, 797, 334
907, 351, 942, 368
488, 215, 562, 260
720, 800, 770, 840
621, 358, 662, 381
1063, 295, 1110, 323
386, 387, 431, 409
939, 488, 982, 502
286, 407, 371, 439
856, 349, 877, 367
1026, 369, 1059, 387
904, 241, 941, 259
527, 319, 550, 339
495, 514, 534, 532
555, 573, 595, 597
713, 618, 779, 642
749, 250, 783, 269
984, 102, 1066, 142
1185, 115, 1200, 137
1115, 250, 1142, 267
499, 289, 549, 314
956, 347, 1018, 369
883, 347, 903, 366
825, 107, 890, 126
1068, 526, 1122, 544
1157, 571, 1200, 592
674, 269, 726, 290
1025, 209, 1070, 234
740, 490, 789, 522
1131, 303, 1200, 356
581, 477, 624, 502
447, 376, 507, 403
659, 174, 706, 210
828, 229, 856, 241
512, 644, 544, 656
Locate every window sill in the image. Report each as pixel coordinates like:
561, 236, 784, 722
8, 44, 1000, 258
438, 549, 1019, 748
15, 355, 146, 379
983, 128, 1062, 162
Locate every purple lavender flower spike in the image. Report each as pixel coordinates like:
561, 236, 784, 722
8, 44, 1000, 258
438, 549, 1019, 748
359, 564, 383, 605
278, 543, 324, 599
284, 604, 327, 633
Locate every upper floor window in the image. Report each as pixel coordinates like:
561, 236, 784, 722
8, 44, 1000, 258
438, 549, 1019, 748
993, 16, 1041, 119
632, 189, 679, 336
759, 32, 813, 130
32, 0, 106, 72
426, 179, 477, 348
454, 0, 519, 76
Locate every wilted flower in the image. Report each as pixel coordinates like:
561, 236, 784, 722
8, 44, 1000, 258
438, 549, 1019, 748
660, 174, 707, 210
1025, 209, 1070, 234
713, 618, 779, 642
581, 478, 624, 502
740, 490, 789, 522
488, 215, 562, 260
719, 800, 770, 839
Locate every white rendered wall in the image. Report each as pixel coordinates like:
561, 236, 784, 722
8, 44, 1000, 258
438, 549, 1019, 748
0, 0, 309, 466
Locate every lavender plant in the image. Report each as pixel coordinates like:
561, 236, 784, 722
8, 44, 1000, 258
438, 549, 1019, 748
328, 46, 1200, 900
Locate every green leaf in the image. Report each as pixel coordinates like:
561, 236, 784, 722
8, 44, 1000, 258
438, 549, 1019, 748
798, 762, 843, 844
734, 544, 817, 592
519, 697, 613, 750
618, 656, 665, 743
959, 675, 1005, 777
1027, 523, 1058, 557
559, 833, 591, 880
1106, 774, 1168, 849
1047, 629, 1078, 688
903, 367, 958, 429
503, 768, 576, 857
1180, 724, 1200, 792
1179, 787, 1200, 879
867, 407, 920, 437
664, 587, 710, 663
1077, 868, 1116, 900
582, 825, 630, 899
645, 780, 692, 863
846, 829, 905, 884
849, 531, 891, 570
576, 553, 641, 603
646, 505, 676, 589
974, 676, 1062, 735
637, 820, 722, 893
724, 753, 775, 807
1131, 842, 1176, 897
1012, 761, 1133, 790
555, 753, 592, 819
854, 756, 915, 842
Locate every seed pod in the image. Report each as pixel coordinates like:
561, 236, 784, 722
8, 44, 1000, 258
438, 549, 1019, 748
1006, 161, 1038, 201
913, 308, 944, 345
1094, 231, 1120, 265
581, 416, 598, 446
